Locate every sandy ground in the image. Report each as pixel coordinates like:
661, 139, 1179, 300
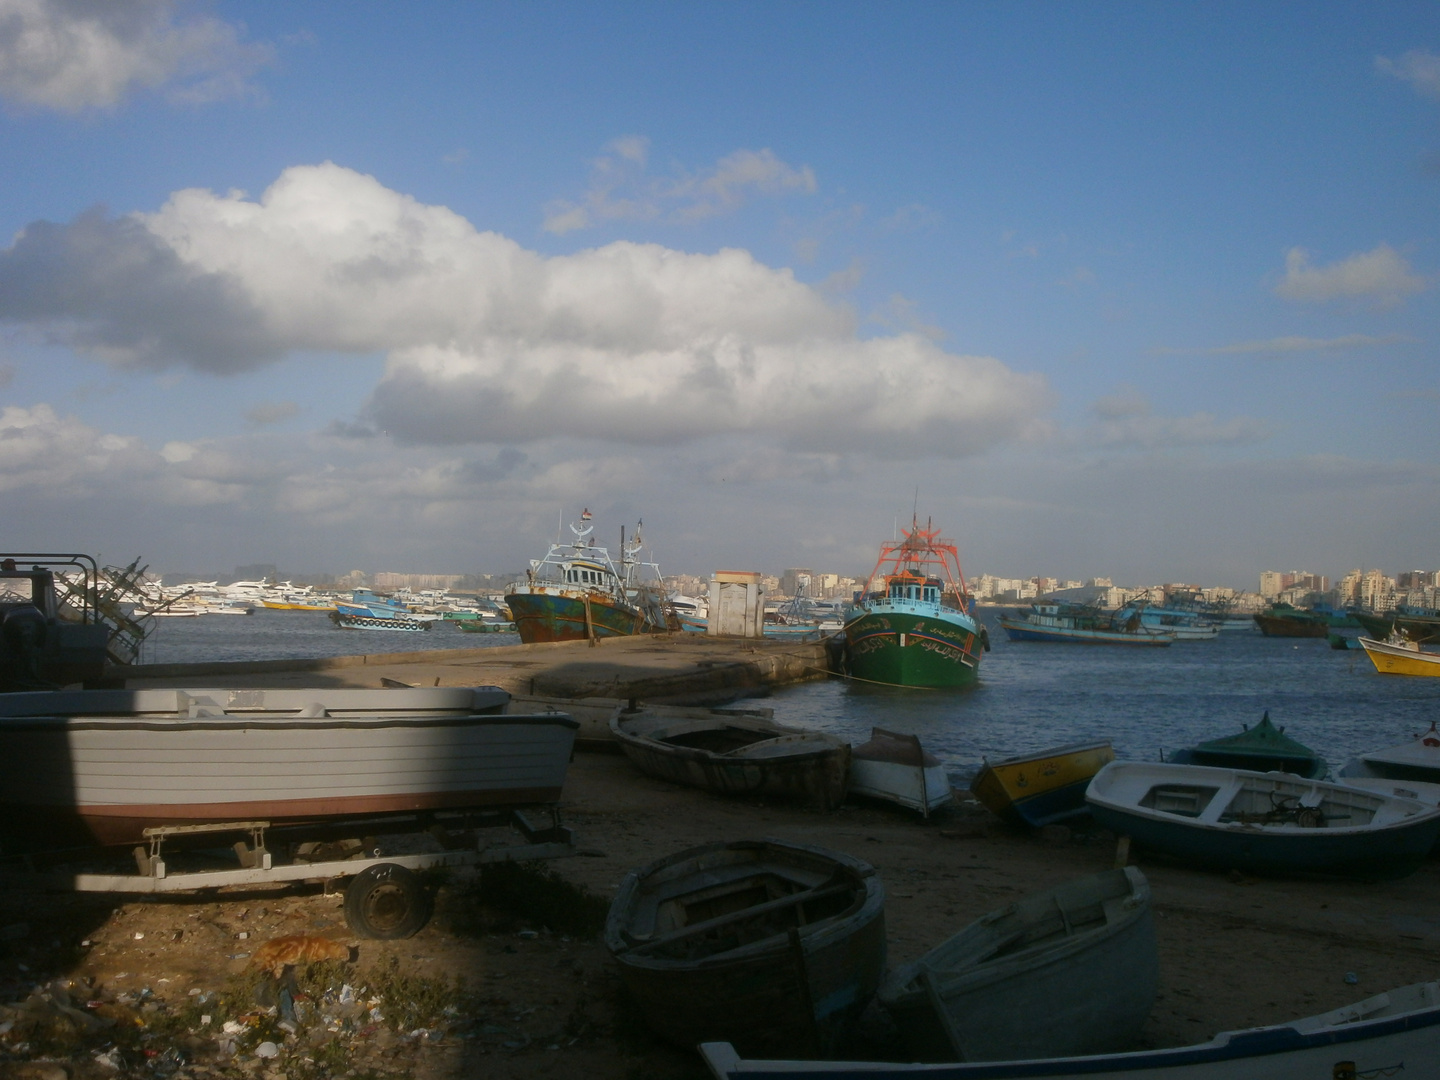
4, 749, 1440, 1080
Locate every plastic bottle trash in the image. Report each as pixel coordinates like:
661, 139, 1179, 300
1344, 972, 1359, 985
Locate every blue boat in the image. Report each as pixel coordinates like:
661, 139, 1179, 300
1085, 761, 1440, 880
998, 604, 1174, 646
700, 978, 1440, 1080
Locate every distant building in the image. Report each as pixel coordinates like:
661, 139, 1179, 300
372, 572, 466, 591
779, 568, 813, 598
1259, 570, 1328, 600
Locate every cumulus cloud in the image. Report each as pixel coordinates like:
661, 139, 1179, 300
1376, 48, 1440, 100
1274, 245, 1427, 306
0, 0, 273, 111
1085, 390, 1267, 450
1156, 333, 1416, 356
0, 162, 1051, 459
0, 207, 283, 370
542, 137, 816, 234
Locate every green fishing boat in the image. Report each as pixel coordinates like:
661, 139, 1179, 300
1166, 711, 1329, 779
841, 516, 987, 689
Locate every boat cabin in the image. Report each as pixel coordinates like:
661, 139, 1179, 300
563, 561, 614, 588
0, 554, 111, 690
887, 573, 942, 605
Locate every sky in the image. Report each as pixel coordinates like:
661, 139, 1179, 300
0, 0, 1437, 589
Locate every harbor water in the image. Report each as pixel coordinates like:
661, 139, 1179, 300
141, 610, 1437, 783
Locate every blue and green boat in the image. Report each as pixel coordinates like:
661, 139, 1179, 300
842, 516, 987, 688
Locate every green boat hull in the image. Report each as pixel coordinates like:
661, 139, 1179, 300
843, 609, 982, 688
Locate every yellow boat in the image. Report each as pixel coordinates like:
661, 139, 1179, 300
1360, 636, 1440, 677
970, 740, 1114, 827
260, 598, 337, 612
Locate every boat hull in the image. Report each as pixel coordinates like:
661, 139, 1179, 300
1086, 762, 1440, 880
843, 608, 982, 688
1252, 613, 1329, 638
848, 729, 952, 815
606, 839, 886, 1059
610, 708, 851, 810
880, 868, 1157, 1063
998, 616, 1173, 646
970, 741, 1115, 828
1359, 636, 1440, 676
331, 611, 429, 631
700, 979, 1440, 1079
0, 687, 578, 851
505, 589, 657, 643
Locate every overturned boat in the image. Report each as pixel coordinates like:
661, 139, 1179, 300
848, 728, 953, 816
0, 686, 578, 851
969, 740, 1114, 828
878, 868, 1156, 1063
610, 706, 850, 810
605, 839, 886, 1059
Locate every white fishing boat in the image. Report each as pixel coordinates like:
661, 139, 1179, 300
701, 979, 1440, 1079
878, 868, 1156, 1063
1338, 721, 1440, 784
847, 728, 952, 816
1085, 761, 1440, 880
0, 686, 578, 851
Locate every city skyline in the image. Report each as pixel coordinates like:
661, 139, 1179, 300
1, 3, 1437, 585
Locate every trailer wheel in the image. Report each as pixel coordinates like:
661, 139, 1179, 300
344, 864, 432, 939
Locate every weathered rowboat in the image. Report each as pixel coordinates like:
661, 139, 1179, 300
700, 979, 1440, 1079
848, 728, 952, 816
605, 839, 886, 1059
610, 707, 850, 810
969, 740, 1114, 828
1085, 761, 1440, 880
878, 867, 1156, 1062
0, 686, 578, 851
1163, 712, 1328, 779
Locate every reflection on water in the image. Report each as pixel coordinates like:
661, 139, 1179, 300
767, 621, 1440, 784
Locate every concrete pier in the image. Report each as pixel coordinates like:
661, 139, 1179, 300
116, 632, 835, 703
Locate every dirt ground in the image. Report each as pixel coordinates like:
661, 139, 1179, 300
4, 749, 1440, 1080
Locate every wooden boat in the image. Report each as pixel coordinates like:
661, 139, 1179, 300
700, 978, 1440, 1079
842, 516, 986, 688
1163, 712, 1328, 779
1085, 761, 1440, 880
331, 610, 430, 631
455, 618, 516, 633
1358, 634, 1440, 676
998, 604, 1174, 646
610, 707, 850, 810
1111, 602, 1220, 641
848, 728, 952, 816
0, 686, 578, 851
969, 741, 1114, 828
505, 513, 674, 644
878, 868, 1156, 1062
1338, 721, 1440, 786
605, 839, 886, 1058
1251, 605, 1329, 638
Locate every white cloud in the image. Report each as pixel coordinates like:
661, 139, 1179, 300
1376, 49, 1440, 100
1274, 245, 1427, 306
0, 0, 273, 112
542, 138, 816, 234
1084, 390, 1268, 450
0, 162, 1051, 459
1156, 333, 1417, 356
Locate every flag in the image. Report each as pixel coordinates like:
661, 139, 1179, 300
580, 508, 592, 521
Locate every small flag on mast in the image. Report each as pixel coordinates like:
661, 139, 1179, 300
580, 508, 592, 521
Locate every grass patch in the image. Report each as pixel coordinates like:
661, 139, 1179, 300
445, 860, 609, 938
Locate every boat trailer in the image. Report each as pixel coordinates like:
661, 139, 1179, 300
9, 807, 575, 940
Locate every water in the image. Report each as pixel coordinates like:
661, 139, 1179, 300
141, 608, 518, 665
766, 624, 1440, 783
140, 612, 1438, 782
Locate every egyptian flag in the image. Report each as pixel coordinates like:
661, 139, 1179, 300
580, 508, 592, 521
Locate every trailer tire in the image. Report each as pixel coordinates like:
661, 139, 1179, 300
344, 864, 431, 939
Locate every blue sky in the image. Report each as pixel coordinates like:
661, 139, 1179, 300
0, 1, 1436, 588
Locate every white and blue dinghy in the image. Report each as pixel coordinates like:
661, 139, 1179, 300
701, 978, 1440, 1080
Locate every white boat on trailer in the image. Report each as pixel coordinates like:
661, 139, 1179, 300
0, 686, 577, 850
0, 685, 579, 939
701, 978, 1440, 1079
